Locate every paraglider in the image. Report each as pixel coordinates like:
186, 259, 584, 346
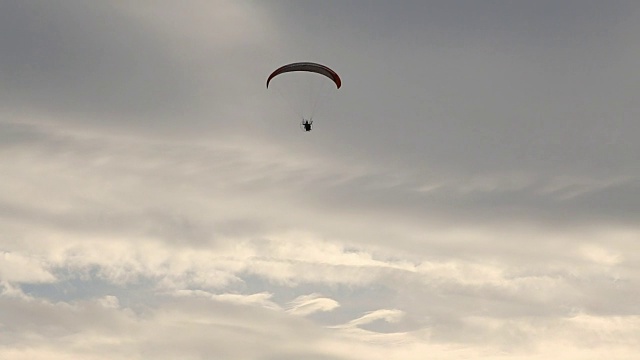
267, 62, 341, 131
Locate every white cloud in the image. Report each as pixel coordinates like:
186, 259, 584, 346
175, 289, 281, 310
96, 295, 120, 309
342, 309, 405, 328
0, 252, 55, 283
287, 293, 340, 316
579, 244, 622, 266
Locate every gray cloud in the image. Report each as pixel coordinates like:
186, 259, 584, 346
244, 0, 640, 232
0, 1, 200, 121
284, 4, 636, 172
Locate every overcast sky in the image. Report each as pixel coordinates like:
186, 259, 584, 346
1, 1, 639, 359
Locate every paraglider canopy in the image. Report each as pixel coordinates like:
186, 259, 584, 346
267, 62, 341, 89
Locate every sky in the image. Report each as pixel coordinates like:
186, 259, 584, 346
1, 1, 639, 359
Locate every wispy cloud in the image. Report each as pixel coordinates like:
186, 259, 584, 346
287, 293, 340, 316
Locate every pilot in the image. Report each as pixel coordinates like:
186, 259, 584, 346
302, 119, 313, 132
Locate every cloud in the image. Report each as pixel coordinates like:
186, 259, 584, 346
175, 290, 281, 310
2, 263, 640, 359
0, 290, 350, 360
579, 244, 622, 266
342, 309, 405, 328
0, 252, 56, 283
0, 1, 191, 120
0, 0, 280, 140
287, 293, 340, 316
